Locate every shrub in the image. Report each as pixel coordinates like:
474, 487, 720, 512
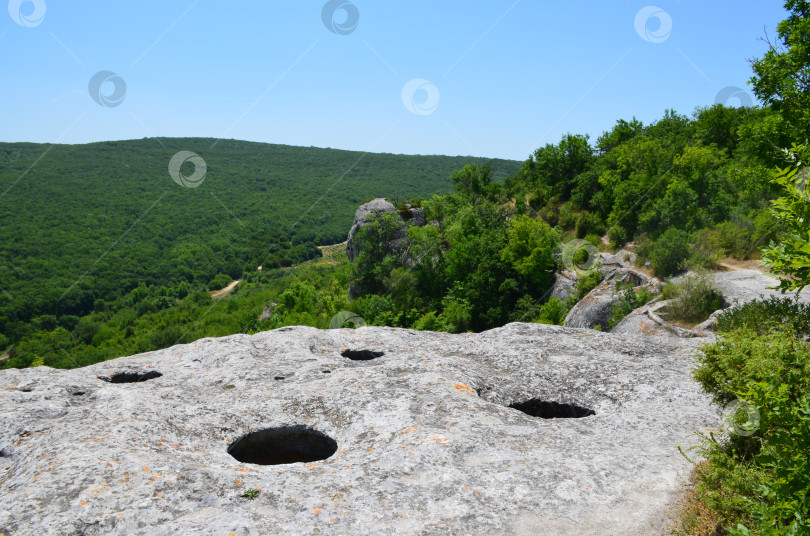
535, 296, 566, 325
715, 297, 810, 337
583, 233, 602, 249
651, 228, 691, 277
685, 323, 810, 534
660, 274, 725, 325
607, 285, 655, 329
607, 224, 627, 248
575, 210, 604, 238
413, 311, 442, 331
576, 269, 604, 299
207, 273, 232, 290
558, 202, 577, 230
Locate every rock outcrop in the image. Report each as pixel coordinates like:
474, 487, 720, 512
1, 323, 718, 536
345, 198, 426, 263
345, 198, 427, 300
702, 269, 810, 307
563, 250, 659, 330
346, 198, 399, 263
612, 269, 810, 339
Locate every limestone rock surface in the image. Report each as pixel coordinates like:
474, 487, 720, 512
346, 198, 398, 263
708, 269, 810, 306
0, 323, 719, 536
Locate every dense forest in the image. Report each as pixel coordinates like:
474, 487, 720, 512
0, 139, 517, 353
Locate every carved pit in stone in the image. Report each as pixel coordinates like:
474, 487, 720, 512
509, 398, 595, 419
341, 349, 384, 361
98, 371, 162, 384
227, 426, 338, 466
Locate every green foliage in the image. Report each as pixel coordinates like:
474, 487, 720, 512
533, 269, 603, 326
240, 489, 260, 500
749, 0, 810, 134
660, 274, 725, 325
607, 285, 655, 329
607, 224, 628, 248
207, 273, 232, 290
690, 317, 810, 534
651, 228, 691, 277
535, 296, 568, 325
715, 296, 810, 337
575, 269, 604, 298
762, 144, 810, 295
0, 138, 517, 348
500, 215, 561, 290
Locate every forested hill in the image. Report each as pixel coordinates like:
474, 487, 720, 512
0, 138, 518, 334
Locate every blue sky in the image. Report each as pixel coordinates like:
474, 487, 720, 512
0, 1, 789, 160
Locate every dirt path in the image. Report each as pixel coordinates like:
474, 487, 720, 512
209, 279, 242, 299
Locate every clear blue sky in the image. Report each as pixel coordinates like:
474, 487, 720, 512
0, 1, 788, 160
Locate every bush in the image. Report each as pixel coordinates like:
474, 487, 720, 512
660, 274, 725, 325
687, 324, 810, 534
558, 202, 577, 230
651, 228, 691, 277
535, 296, 567, 325
207, 273, 232, 290
633, 232, 655, 266
575, 269, 604, 299
715, 297, 810, 337
413, 311, 442, 331
607, 224, 627, 248
584, 233, 602, 249
607, 285, 655, 329
575, 210, 604, 238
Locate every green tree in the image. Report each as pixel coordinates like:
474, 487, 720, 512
651, 228, 691, 277
500, 215, 560, 291
749, 0, 810, 135
761, 144, 810, 294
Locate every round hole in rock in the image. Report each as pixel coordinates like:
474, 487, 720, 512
98, 371, 162, 384
509, 398, 595, 419
227, 426, 338, 466
340, 349, 384, 361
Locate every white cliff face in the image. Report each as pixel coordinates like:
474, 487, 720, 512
0, 323, 718, 536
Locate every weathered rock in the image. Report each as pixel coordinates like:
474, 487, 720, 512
689, 310, 723, 338
0, 323, 718, 536
563, 268, 658, 330
563, 283, 619, 329
346, 198, 399, 263
710, 269, 810, 307
611, 300, 689, 339
549, 272, 577, 301
614, 270, 810, 340
346, 199, 427, 300
596, 250, 636, 282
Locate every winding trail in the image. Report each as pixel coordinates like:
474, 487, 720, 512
209, 279, 242, 299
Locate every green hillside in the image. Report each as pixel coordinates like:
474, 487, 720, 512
0, 138, 518, 342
